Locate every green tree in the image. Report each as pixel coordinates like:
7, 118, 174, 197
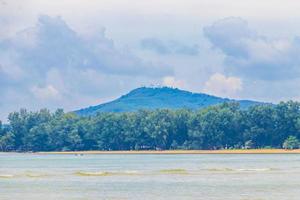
3, 102, 300, 152
283, 136, 299, 149
0, 132, 15, 151
244, 140, 254, 149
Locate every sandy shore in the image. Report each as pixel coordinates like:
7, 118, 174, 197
36, 149, 300, 155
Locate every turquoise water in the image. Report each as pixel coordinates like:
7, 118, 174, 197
1, 153, 300, 200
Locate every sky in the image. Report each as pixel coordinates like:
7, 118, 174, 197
1, 0, 300, 121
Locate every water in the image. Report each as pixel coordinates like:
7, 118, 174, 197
1, 153, 300, 200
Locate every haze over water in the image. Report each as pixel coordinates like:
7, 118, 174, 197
1, 153, 300, 200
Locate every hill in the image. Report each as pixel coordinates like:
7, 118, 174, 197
75, 87, 264, 116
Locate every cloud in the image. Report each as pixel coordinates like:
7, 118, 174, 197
203, 73, 242, 98
0, 56, 24, 80
31, 85, 60, 100
0, 15, 174, 120
140, 38, 199, 56
162, 76, 185, 88
0, 15, 171, 78
203, 17, 300, 80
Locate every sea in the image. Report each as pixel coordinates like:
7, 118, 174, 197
1, 153, 300, 200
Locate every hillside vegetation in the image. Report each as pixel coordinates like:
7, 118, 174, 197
75, 87, 262, 115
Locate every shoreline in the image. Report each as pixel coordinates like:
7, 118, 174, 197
33, 149, 300, 155
2, 149, 300, 155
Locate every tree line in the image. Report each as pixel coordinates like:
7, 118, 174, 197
1, 101, 300, 152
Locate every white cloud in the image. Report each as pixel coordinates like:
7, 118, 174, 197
0, 15, 172, 77
0, 57, 24, 80
203, 73, 242, 98
204, 17, 300, 80
31, 85, 60, 100
140, 38, 199, 56
162, 76, 185, 88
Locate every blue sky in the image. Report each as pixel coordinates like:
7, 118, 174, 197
1, 0, 300, 121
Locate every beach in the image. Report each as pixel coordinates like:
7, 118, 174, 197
36, 149, 300, 155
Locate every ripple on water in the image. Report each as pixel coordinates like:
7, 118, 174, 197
205, 168, 277, 172
25, 173, 48, 178
74, 170, 140, 177
0, 174, 14, 178
159, 168, 188, 174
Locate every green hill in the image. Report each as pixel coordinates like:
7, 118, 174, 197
75, 87, 263, 115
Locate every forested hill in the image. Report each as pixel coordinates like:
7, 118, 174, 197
75, 87, 263, 116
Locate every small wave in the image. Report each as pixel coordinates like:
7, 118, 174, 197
235, 168, 275, 172
206, 168, 234, 172
159, 169, 188, 174
75, 170, 140, 177
206, 168, 276, 172
75, 171, 112, 176
123, 170, 139, 175
0, 174, 14, 178
25, 173, 47, 178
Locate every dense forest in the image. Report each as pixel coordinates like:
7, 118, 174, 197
1, 101, 300, 152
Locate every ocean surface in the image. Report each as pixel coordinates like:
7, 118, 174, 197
1, 153, 300, 200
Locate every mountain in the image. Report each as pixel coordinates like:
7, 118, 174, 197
75, 87, 264, 116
